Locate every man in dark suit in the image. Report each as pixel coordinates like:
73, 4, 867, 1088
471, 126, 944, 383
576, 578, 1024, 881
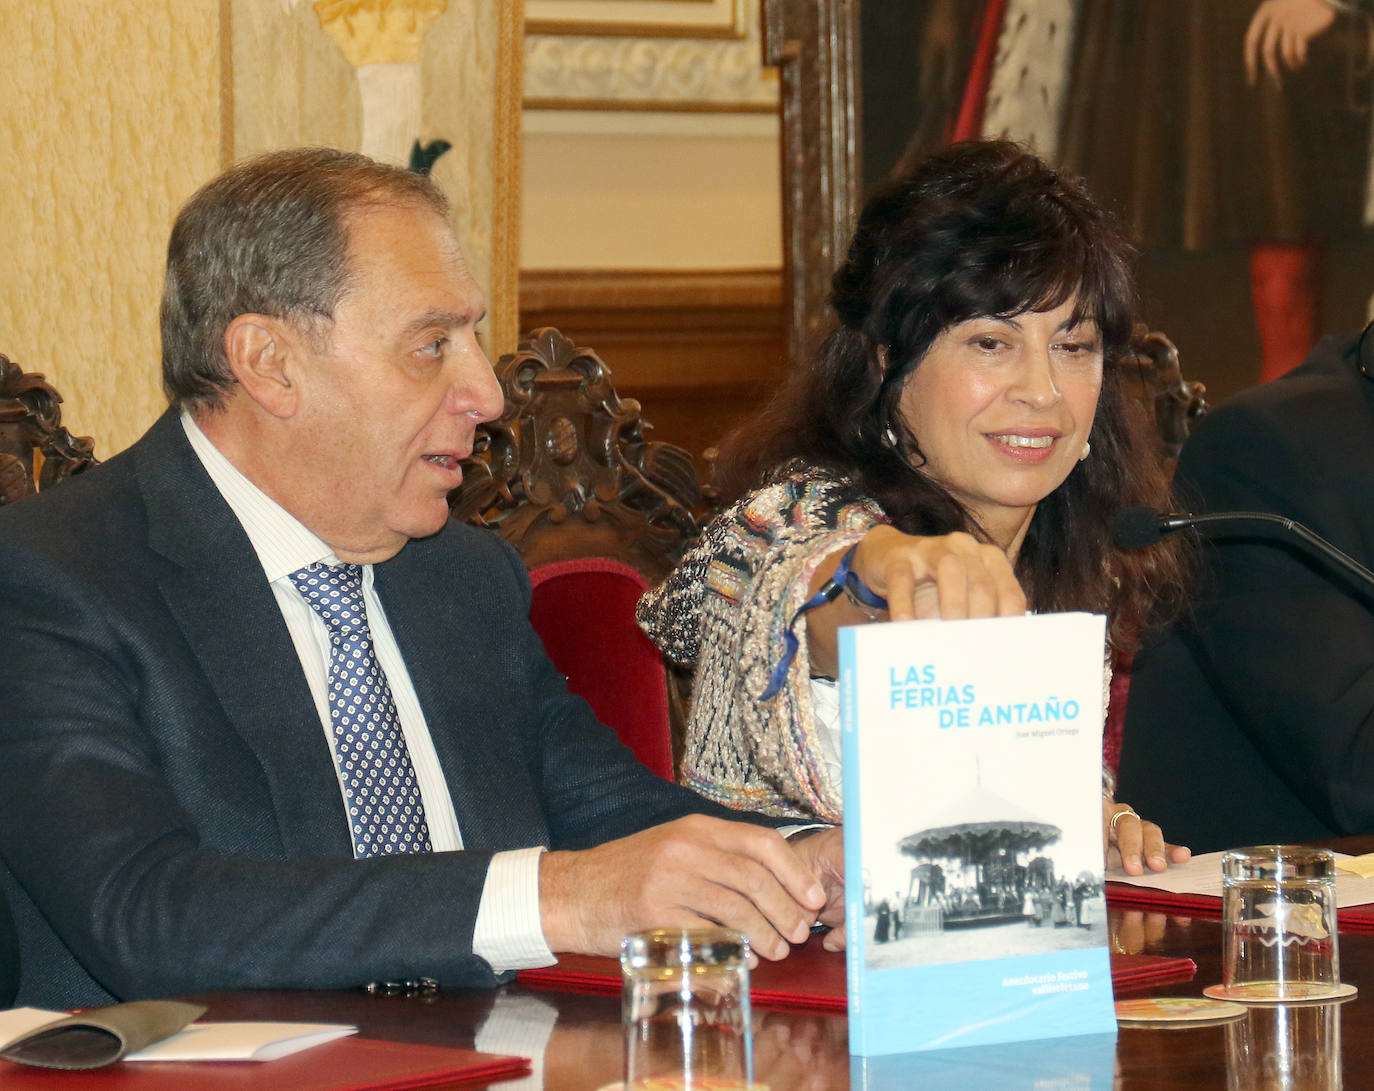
1118, 322, 1374, 850
0, 149, 844, 1008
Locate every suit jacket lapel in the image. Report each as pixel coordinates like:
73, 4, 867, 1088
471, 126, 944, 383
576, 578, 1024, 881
135, 412, 350, 857
376, 536, 545, 850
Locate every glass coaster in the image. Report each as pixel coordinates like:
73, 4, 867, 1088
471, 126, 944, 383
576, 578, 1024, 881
1115, 996, 1248, 1026
1202, 981, 1357, 1005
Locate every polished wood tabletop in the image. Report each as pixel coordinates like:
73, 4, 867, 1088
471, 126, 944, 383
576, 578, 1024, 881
178, 896, 1371, 1089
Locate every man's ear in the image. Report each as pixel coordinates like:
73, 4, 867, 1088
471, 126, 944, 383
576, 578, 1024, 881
223, 314, 300, 418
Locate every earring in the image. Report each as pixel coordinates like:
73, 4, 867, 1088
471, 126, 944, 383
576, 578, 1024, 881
1079, 441, 1091, 462
883, 426, 900, 449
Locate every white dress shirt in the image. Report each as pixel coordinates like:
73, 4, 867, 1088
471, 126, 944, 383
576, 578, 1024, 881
181, 413, 553, 973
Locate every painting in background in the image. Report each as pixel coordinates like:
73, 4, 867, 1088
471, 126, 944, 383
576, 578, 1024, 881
859, 0, 1374, 404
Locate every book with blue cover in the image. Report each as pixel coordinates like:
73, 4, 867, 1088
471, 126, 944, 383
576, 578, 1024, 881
839, 612, 1117, 1056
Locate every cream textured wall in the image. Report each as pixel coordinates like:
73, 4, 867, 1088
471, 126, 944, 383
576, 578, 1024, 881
2, 0, 522, 458
0, 1, 222, 456
232, 0, 503, 311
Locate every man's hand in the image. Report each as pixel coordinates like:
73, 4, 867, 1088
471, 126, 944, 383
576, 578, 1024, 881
786, 827, 846, 951
539, 815, 833, 961
1245, 0, 1338, 86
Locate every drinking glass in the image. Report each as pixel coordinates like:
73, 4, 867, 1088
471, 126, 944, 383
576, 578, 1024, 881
1221, 846, 1340, 1002
622, 927, 754, 1090
1225, 1000, 1343, 1090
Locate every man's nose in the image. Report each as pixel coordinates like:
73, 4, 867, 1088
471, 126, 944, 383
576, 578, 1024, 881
449, 352, 505, 423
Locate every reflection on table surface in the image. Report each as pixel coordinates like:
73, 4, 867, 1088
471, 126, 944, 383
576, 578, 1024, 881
179, 903, 1371, 1089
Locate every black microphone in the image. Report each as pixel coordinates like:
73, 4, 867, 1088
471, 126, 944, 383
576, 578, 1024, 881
1112, 507, 1374, 595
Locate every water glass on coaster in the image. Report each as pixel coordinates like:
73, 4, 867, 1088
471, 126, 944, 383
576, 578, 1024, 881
621, 927, 755, 1090
1203, 845, 1354, 1004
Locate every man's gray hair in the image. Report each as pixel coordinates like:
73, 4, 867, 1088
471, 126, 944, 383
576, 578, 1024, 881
160, 147, 449, 411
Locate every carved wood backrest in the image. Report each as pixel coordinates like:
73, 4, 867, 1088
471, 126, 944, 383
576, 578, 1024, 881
451, 327, 705, 586
1119, 327, 1209, 470
452, 328, 707, 773
0, 355, 97, 505
1104, 327, 1208, 773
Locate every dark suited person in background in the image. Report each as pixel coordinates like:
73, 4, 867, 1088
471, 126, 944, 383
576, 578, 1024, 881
0, 148, 843, 1009
0, 889, 17, 1008
1118, 321, 1374, 850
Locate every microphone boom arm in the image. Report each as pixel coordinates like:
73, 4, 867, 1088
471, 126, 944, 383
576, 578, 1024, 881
1166, 510, 1374, 595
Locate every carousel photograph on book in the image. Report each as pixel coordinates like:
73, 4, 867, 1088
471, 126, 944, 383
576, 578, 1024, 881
840, 612, 1117, 1056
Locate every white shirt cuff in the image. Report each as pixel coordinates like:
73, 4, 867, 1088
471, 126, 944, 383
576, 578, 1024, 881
473, 847, 555, 973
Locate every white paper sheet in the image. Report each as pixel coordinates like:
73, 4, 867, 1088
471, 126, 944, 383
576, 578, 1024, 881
1107, 850, 1374, 909
0, 1008, 355, 1063
125, 1021, 356, 1062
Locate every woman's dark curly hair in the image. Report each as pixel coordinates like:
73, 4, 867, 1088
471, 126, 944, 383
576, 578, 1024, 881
716, 140, 1188, 648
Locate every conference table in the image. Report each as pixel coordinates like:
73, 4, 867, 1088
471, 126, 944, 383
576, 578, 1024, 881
177, 864, 1374, 1090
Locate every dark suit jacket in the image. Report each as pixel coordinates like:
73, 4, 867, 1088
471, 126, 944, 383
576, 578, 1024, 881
0, 411, 751, 1007
1118, 329, 1374, 850
0, 884, 16, 1008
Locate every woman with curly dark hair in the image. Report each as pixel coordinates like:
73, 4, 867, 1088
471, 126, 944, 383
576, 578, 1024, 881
638, 140, 1191, 874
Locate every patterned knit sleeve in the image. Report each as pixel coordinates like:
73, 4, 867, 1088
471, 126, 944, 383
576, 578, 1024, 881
638, 470, 883, 666
638, 469, 887, 821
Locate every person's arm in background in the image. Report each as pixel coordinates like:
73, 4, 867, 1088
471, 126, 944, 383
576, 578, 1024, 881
1245, 0, 1372, 86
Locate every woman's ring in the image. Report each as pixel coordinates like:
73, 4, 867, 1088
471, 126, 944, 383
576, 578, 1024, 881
1109, 808, 1139, 836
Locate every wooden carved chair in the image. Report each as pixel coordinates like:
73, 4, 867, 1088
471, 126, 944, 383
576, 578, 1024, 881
1104, 327, 1209, 774
1119, 327, 1209, 470
452, 327, 707, 777
452, 327, 703, 583
0, 354, 97, 505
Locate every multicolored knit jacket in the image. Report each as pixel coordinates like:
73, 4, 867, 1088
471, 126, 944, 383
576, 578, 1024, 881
636, 468, 885, 822
637, 465, 1116, 823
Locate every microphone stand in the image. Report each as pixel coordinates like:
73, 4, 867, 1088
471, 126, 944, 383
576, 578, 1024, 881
1158, 510, 1374, 596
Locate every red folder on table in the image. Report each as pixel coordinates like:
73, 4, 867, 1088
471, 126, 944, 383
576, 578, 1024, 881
1106, 882, 1374, 934
518, 934, 1195, 1010
0, 1035, 529, 1090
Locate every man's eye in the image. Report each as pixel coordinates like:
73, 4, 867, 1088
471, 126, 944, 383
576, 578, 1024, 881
419, 338, 448, 358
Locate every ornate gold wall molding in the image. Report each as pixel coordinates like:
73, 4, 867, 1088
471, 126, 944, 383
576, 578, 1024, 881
314, 1, 450, 165
525, 0, 777, 111
314, 0, 448, 65
527, 0, 746, 39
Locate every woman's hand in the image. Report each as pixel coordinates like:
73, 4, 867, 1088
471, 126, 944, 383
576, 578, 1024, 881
805, 526, 1026, 677
853, 525, 1027, 622
1104, 798, 1191, 875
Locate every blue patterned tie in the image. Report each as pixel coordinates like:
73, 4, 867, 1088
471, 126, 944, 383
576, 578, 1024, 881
289, 562, 432, 857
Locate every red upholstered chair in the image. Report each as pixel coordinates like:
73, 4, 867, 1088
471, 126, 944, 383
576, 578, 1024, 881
528, 558, 674, 780
453, 328, 711, 779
